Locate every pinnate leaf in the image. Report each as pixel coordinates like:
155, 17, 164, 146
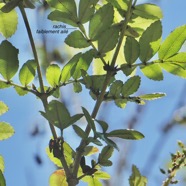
0, 101, 8, 116
78, 0, 98, 24
46, 64, 61, 87
140, 63, 163, 81
139, 20, 162, 62
49, 169, 68, 186
159, 25, 186, 60
129, 165, 147, 186
122, 76, 141, 97
0, 40, 19, 80
0, 122, 14, 140
19, 60, 37, 86
89, 3, 114, 40
65, 30, 90, 48
0, 3, 18, 38
106, 129, 144, 140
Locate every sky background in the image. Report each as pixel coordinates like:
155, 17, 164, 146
1, 0, 186, 186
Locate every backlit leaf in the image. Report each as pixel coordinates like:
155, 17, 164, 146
159, 25, 186, 60
14, 86, 28, 96
49, 169, 68, 186
0, 170, 5, 186
124, 37, 140, 64
0, 81, 11, 89
129, 165, 147, 186
89, 3, 114, 40
0, 40, 19, 80
0, 122, 14, 140
98, 26, 120, 54
115, 99, 127, 108
139, 93, 165, 100
133, 3, 163, 19
140, 63, 163, 81
122, 76, 141, 96
0, 155, 4, 173
78, 0, 98, 24
46, 64, 61, 87
19, 60, 37, 86
0, 3, 18, 38
83, 146, 99, 156
139, 20, 162, 62
0, 101, 8, 116
65, 30, 90, 48
106, 129, 144, 140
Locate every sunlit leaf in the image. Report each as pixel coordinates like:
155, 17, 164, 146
65, 30, 90, 48
124, 37, 139, 64
46, 64, 61, 87
106, 129, 144, 140
133, 3, 163, 20
89, 3, 114, 40
0, 170, 5, 186
83, 146, 99, 156
14, 86, 28, 96
0, 3, 18, 38
129, 165, 147, 186
159, 25, 186, 60
139, 20, 162, 62
0, 81, 11, 89
0, 122, 14, 140
122, 76, 141, 97
0, 101, 8, 116
115, 99, 127, 108
98, 26, 120, 54
140, 63, 163, 81
49, 169, 68, 186
78, 0, 98, 24
0, 155, 4, 173
63, 141, 75, 165
19, 60, 37, 86
0, 40, 19, 80
139, 93, 166, 100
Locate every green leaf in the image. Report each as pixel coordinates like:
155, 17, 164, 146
129, 165, 147, 186
109, 80, 123, 98
115, 99, 127, 108
98, 146, 114, 166
65, 30, 90, 48
94, 170, 110, 180
121, 64, 136, 76
140, 63, 163, 81
73, 125, 88, 139
159, 25, 186, 60
139, 20, 162, 62
49, 169, 68, 186
46, 147, 62, 168
124, 37, 140, 64
46, 64, 61, 87
46, 0, 78, 27
0, 170, 5, 186
14, 86, 28, 96
82, 107, 96, 133
160, 63, 186, 78
0, 155, 4, 173
83, 146, 99, 156
0, 3, 18, 38
78, 0, 98, 24
0, 40, 19, 80
122, 76, 141, 97
0, 81, 11, 89
82, 176, 102, 186
19, 60, 37, 86
89, 3, 114, 40
73, 82, 82, 93
63, 141, 75, 165
0, 122, 14, 140
0, 101, 8, 116
139, 93, 166, 100
106, 129, 144, 140
1, 0, 20, 13
133, 3, 163, 20
95, 120, 108, 133
98, 26, 120, 54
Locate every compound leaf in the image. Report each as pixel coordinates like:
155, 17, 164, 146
19, 60, 37, 86
0, 122, 14, 140
0, 40, 19, 80
159, 25, 186, 60
0, 3, 18, 38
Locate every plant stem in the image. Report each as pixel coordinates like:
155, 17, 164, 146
18, 3, 45, 93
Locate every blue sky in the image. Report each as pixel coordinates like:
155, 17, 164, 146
1, 0, 186, 186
